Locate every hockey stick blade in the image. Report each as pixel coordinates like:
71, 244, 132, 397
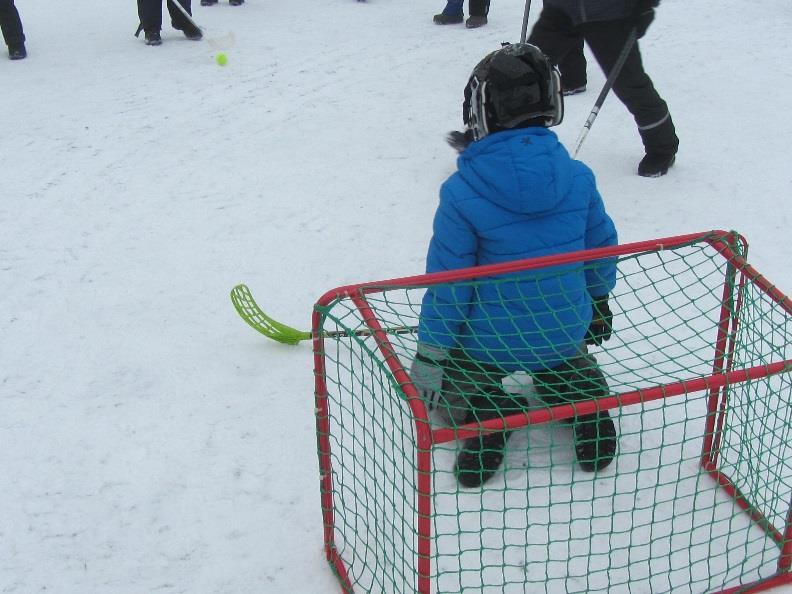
230, 284, 311, 345
230, 284, 418, 345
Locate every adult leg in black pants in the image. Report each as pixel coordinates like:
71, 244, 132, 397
582, 18, 678, 175
137, 0, 201, 46
558, 35, 587, 95
466, 0, 490, 29
529, 6, 678, 176
0, 0, 26, 60
137, 0, 165, 45
166, 0, 202, 39
529, 7, 586, 95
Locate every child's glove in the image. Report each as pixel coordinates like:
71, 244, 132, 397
409, 343, 449, 409
585, 296, 613, 346
633, 0, 659, 38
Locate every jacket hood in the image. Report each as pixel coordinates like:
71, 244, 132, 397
456, 127, 574, 215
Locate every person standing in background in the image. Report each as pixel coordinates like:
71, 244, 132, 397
0, 0, 26, 60
201, 0, 244, 6
136, 0, 203, 46
433, 0, 490, 29
528, 0, 678, 177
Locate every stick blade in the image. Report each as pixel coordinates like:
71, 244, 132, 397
207, 31, 236, 51
230, 284, 310, 345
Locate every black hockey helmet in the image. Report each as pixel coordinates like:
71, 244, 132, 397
463, 43, 563, 141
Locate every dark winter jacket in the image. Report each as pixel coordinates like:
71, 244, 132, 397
418, 127, 618, 372
544, 0, 656, 25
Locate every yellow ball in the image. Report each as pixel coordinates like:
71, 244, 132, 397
215, 53, 228, 66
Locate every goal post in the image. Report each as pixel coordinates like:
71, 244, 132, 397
311, 230, 792, 594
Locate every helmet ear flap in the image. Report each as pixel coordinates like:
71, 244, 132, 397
547, 66, 564, 127
465, 75, 490, 141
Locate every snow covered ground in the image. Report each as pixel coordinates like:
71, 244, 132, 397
1, 0, 791, 592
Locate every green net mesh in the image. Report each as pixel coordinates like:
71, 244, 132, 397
312, 232, 792, 594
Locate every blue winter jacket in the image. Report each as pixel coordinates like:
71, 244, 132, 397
418, 127, 618, 372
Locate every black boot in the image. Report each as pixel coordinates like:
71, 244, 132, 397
455, 430, 513, 488
574, 411, 617, 472
466, 0, 489, 27
8, 43, 26, 60
229, 0, 244, 5
200, 0, 217, 4
433, 0, 463, 24
454, 389, 521, 488
434, 13, 463, 24
144, 30, 162, 46
638, 153, 676, 177
638, 115, 678, 177
533, 350, 617, 471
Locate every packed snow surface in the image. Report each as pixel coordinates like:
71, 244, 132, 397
1, 0, 791, 592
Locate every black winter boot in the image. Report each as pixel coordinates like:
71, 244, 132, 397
533, 350, 618, 471
434, 0, 463, 24
638, 153, 676, 177
144, 30, 162, 46
434, 13, 463, 24
574, 412, 617, 472
466, 0, 489, 27
229, 0, 244, 5
200, 0, 217, 4
637, 114, 678, 177
455, 430, 513, 488
454, 389, 522, 488
8, 43, 26, 60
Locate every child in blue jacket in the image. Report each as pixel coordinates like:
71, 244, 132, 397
410, 43, 619, 488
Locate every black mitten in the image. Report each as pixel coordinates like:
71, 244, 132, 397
584, 296, 613, 346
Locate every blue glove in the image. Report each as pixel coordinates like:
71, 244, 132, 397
409, 343, 449, 410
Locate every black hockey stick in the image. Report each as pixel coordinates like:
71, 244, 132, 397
167, 0, 202, 31
572, 28, 638, 158
519, 0, 533, 43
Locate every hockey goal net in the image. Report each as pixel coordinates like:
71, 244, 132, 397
311, 230, 792, 594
